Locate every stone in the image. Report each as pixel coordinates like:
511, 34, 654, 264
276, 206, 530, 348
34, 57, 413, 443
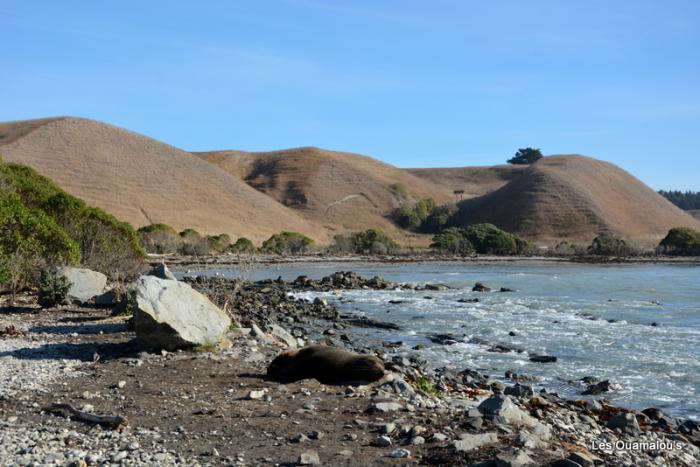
425, 283, 450, 291
529, 355, 557, 363
472, 282, 491, 292
371, 436, 392, 447
550, 460, 583, 467
290, 433, 309, 443
57, 267, 107, 304
494, 448, 535, 467
385, 448, 410, 458
298, 450, 321, 465
269, 324, 298, 348
378, 423, 396, 434
606, 412, 640, 434
148, 263, 177, 281
452, 432, 499, 452
133, 276, 231, 351
409, 436, 425, 445
478, 396, 547, 431
432, 433, 448, 442
94, 288, 119, 306
367, 402, 403, 413
505, 384, 534, 398
582, 380, 621, 395
246, 389, 268, 400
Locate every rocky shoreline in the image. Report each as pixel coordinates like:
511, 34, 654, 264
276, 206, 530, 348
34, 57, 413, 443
0, 270, 698, 466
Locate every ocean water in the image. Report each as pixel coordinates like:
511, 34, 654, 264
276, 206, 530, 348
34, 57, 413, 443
186, 261, 700, 419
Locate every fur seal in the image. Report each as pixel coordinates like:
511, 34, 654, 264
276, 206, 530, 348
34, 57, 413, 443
267, 344, 386, 385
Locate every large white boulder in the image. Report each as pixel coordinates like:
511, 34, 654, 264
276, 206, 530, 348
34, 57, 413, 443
57, 267, 108, 304
134, 276, 231, 351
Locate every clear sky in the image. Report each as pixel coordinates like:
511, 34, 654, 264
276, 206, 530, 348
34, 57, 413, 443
1, 1, 698, 190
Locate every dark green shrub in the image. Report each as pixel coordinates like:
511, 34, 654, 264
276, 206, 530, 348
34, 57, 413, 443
229, 237, 257, 254
206, 234, 231, 253
588, 233, 633, 256
553, 241, 586, 255
424, 205, 452, 233
430, 224, 531, 256
261, 232, 314, 255
0, 162, 144, 278
348, 229, 399, 254
658, 227, 700, 256
0, 192, 79, 295
463, 223, 532, 255
177, 228, 209, 255
395, 204, 421, 229
138, 223, 181, 254
37, 270, 72, 307
430, 227, 474, 255
394, 198, 451, 233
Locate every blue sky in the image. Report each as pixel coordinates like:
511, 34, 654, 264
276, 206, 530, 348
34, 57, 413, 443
1, 1, 698, 190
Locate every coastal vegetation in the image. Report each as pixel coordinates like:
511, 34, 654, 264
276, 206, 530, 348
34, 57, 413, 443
0, 159, 144, 294
261, 231, 314, 255
507, 147, 543, 165
587, 233, 633, 256
430, 223, 532, 256
658, 227, 700, 256
394, 198, 453, 233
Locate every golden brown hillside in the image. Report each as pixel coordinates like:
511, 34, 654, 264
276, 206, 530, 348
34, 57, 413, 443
406, 164, 527, 199
450, 155, 700, 247
195, 147, 452, 243
0, 117, 321, 242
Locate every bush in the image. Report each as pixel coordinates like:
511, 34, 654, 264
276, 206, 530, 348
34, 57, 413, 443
348, 229, 399, 254
588, 233, 633, 256
229, 237, 257, 254
389, 183, 408, 199
552, 241, 586, 256
463, 223, 532, 255
206, 234, 231, 253
138, 223, 180, 254
37, 270, 72, 307
0, 192, 80, 295
0, 162, 144, 278
658, 227, 700, 256
394, 198, 452, 233
430, 227, 474, 256
261, 232, 314, 255
177, 228, 209, 256
431, 224, 531, 256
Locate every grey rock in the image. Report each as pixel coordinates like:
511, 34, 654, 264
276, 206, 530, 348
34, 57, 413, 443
452, 432, 499, 452
57, 267, 107, 304
94, 288, 119, 306
606, 412, 640, 434
269, 324, 298, 348
371, 436, 392, 447
148, 263, 177, 281
298, 450, 321, 465
409, 436, 425, 445
478, 396, 543, 429
384, 448, 410, 458
378, 423, 396, 434
472, 282, 491, 292
367, 402, 403, 413
494, 448, 535, 467
550, 460, 583, 467
505, 384, 534, 398
133, 276, 231, 351
431, 433, 448, 442
425, 283, 450, 291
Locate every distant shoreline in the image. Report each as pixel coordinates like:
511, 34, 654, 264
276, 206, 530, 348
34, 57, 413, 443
158, 253, 700, 269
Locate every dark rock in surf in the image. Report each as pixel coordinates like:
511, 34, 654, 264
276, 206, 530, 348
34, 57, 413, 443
529, 355, 557, 363
472, 282, 491, 292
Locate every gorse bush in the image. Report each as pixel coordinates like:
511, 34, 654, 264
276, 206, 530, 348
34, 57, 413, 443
588, 233, 633, 256
206, 234, 231, 253
658, 227, 700, 256
138, 223, 180, 254
261, 231, 313, 255
0, 162, 144, 280
394, 198, 452, 233
177, 228, 209, 256
229, 237, 257, 254
431, 224, 531, 256
430, 227, 474, 256
347, 229, 398, 255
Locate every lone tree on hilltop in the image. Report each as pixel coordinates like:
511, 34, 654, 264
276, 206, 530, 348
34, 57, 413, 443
508, 148, 543, 165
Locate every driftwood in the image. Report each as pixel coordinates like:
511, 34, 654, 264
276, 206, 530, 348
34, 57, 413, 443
43, 403, 128, 429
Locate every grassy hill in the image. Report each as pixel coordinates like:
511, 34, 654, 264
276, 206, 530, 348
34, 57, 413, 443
0, 117, 320, 243
449, 155, 700, 247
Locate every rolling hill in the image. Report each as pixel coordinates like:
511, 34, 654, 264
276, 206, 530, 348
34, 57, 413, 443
195, 147, 452, 242
1, 116, 695, 249
449, 155, 700, 246
0, 117, 321, 242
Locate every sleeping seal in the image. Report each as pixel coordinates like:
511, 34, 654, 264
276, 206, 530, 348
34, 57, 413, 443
267, 344, 386, 385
